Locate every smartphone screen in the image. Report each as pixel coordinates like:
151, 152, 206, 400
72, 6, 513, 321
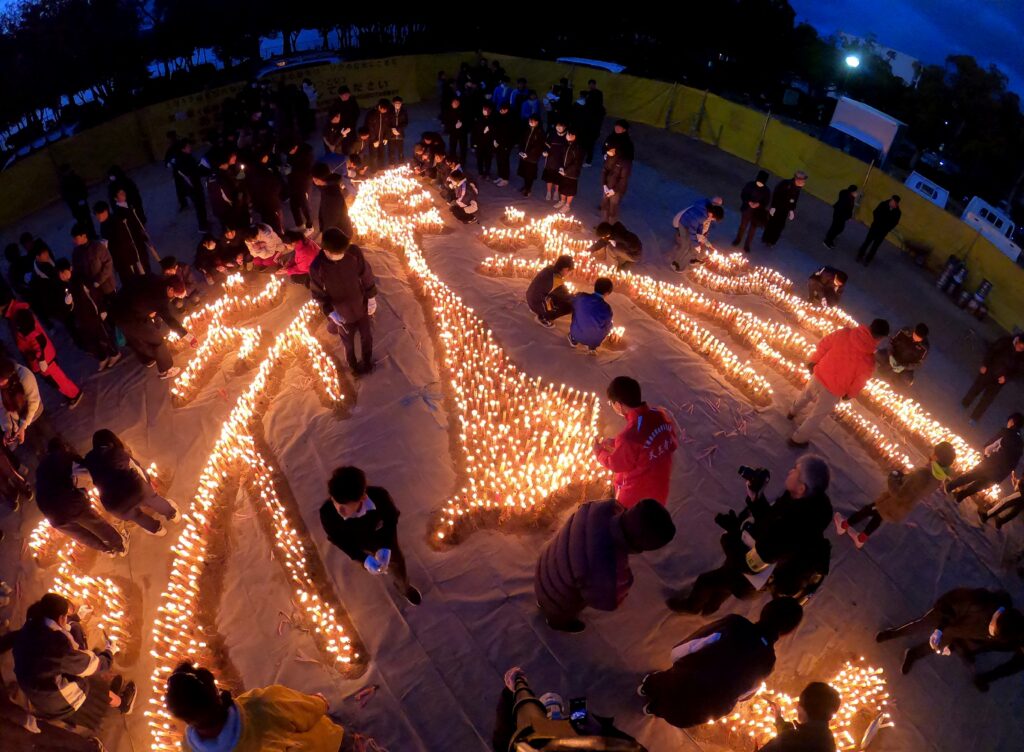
569, 697, 587, 723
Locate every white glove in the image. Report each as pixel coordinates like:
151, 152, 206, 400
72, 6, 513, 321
768, 207, 776, 216
376, 548, 391, 571
788, 210, 795, 221
367, 297, 377, 316
329, 311, 344, 327
519, 151, 527, 159
373, 141, 380, 148
392, 128, 400, 136
493, 140, 499, 148
341, 128, 351, 137
65, 291, 73, 306
606, 188, 615, 197
558, 168, 565, 176
455, 121, 462, 129
38, 361, 49, 373
484, 126, 490, 134
364, 556, 383, 574
929, 629, 945, 651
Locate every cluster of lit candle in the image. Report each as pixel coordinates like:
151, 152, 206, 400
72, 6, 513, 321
171, 273, 284, 345
481, 212, 592, 255
698, 247, 794, 291
146, 302, 357, 751
705, 660, 891, 750
350, 168, 610, 544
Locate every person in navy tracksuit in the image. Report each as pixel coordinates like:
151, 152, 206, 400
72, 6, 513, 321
569, 278, 614, 353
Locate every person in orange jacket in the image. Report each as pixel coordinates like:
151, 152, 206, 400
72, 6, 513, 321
788, 319, 889, 448
594, 376, 678, 508
10, 305, 82, 408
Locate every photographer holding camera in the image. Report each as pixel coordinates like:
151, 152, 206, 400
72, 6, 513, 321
666, 456, 833, 616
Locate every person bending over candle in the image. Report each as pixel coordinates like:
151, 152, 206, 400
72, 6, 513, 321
526, 254, 574, 327
568, 278, 614, 353
319, 465, 421, 605
944, 412, 1023, 503
758, 682, 840, 752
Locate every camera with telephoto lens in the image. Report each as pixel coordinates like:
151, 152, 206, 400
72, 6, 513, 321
738, 465, 771, 494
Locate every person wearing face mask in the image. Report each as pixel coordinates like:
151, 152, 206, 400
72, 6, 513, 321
733, 170, 771, 253
319, 465, 421, 605
876, 587, 1024, 689
107, 165, 146, 224
593, 376, 678, 508
308, 228, 378, 375
758, 682, 840, 752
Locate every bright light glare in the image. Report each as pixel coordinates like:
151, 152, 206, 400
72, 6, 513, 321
845, 55, 861, 68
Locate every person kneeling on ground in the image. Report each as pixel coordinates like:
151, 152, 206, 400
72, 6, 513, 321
11, 593, 136, 722
588, 221, 642, 269
493, 667, 644, 752
671, 201, 723, 272
667, 457, 832, 615
594, 376, 678, 508
242, 223, 286, 271
944, 412, 1023, 503
0, 356, 55, 458
535, 498, 675, 633
979, 470, 1024, 529
807, 266, 847, 308
84, 429, 179, 537
526, 255, 574, 327
835, 441, 955, 549
319, 465, 421, 605
160, 256, 201, 310
876, 323, 929, 387
639, 598, 803, 729
165, 662, 345, 751
275, 229, 320, 288
788, 319, 889, 448
37, 437, 126, 556
448, 170, 480, 224
568, 277, 614, 353
758, 682, 840, 752
876, 587, 1024, 689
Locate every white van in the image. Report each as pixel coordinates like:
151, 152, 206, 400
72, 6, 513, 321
962, 197, 1021, 262
904, 171, 948, 209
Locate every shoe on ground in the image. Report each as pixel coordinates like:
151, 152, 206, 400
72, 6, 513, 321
98, 357, 110, 371
67, 393, 84, 410
553, 199, 565, 209
670, 261, 683, 273
637, 675, 650, 697
118, 681, 137, 715
851, 530, 868, 549
158, 366, 181, 380
165, 499, 182, 522
901, 648, 920, 675
545, 616, 585, 633
149, 525, 168, 537
357, 360, 376, 375
665, 592, 699, 614
787, 438, 810, 449
558, 204, 569, 214
833, 512, 849, 535
567, 333, 579, 348
786, 412, 795, 420
536, 314, 554, 328
403, 586, 422, 606
875, 629, 896, 643
109, 675, 123, 695
143, 359, 157, 368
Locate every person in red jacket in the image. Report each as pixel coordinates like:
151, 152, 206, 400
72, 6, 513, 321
788, 319, 889, 447
594, 376, 678, 507
10, 305, 82, 408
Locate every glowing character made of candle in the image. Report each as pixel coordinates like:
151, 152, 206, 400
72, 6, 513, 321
348, 168, 611, 545
145, 303, 362, 752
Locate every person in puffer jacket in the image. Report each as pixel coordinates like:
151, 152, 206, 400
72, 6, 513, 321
788, 319, 889, 447
535, 498, 676, 632
594, 376, 678, 507
569, 278, 614, 352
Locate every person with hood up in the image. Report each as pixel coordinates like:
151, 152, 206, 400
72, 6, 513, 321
309, 228, 378, 375
961, 334, 1024, 423
733, 170, 771, 253
788, 319, 890, 447
594, 376, 678, 507
856, 195, 902, 266
535, 497, 676, 633
638, 598, 804, 728
823, 184, 858, 249
758, 682, 841, 752
311, 162, 353, 238
83, 428, 178, 536
526, 255, 574, 327
165, 662, 345, 752
762, 171, 807, 246
944, 412, 1024, 503
835, 441, 956, 548
568, 278, 614, 353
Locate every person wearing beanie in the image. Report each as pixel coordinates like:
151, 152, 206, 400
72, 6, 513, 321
759, 681, 840, 752
165, 662, 345, 752
308, 228, 378, 375
733, 170, 772, 253
594, 376, 678, 506
856, 195, 902, 266
639, 598, 803, 728
836, 441, 956, 549
534, 497, 676, 632
823, 185, 858, 249
788, 319, 890, 448
762, 171, 807, 247
944, 412, 1024, 503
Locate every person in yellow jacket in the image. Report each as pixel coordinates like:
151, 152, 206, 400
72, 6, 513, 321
165, 662, 344, 752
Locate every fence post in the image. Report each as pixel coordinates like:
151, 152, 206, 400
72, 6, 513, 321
693, 89, 708, 138
754, 110, 771, 166
855, 159, 875, 221
663, 83, 677, 130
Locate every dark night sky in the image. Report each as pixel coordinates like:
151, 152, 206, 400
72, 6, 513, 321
790, 0, 1024, 97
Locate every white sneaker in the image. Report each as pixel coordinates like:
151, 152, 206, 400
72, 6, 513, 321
158, 366, 181, 380
833, 512, 849, 536
552, 199, 565, 209
98, 357, 110, 371
148, 525, 168, 537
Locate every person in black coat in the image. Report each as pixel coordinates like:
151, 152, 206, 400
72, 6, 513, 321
308, 228, 377, 374
517, 115, 546, 196
37, 437, 125, 555
823, 185, 858, 249
733, 170, 772, 252
285, 141, 315, 230
84, 429, 178, 536
588, 221, 642, 268
856, 195, 902, 266
472, 102, 496, 180
758, 682, 840, 752
667, 456, 833, 615
526, 255, 575, 326
55, 259, 120, 369
762, 172, 806, 246
58, 165, 95, 238
556, 130, 585, 212
106, 166, 146, 224
535, 498, 675, 632
95, 200, 155, 284
319, 465, 421, 604
601, 145, 632, 224
807, 266, 847, 308
602, 120, 635, 162
364, 98, 394, 172
876, 323, 929, 386
170, 141, 210, 232
206, 159, 250, 234
962, 335, 1024, 421
945, 413, 1024, 502
442, 97, 469, 164
492, 103, 518, 186
311, 163, 353, 238
578, 79, 606, 166
542, 121, 569, 202
27, 243, 68, 328
111, 275, 195, 379
876, 587, 1024, 687
389, 96, 409, 165
328, 86, 360, 135
247, 153, 286, 236
639, 598, 804, 728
